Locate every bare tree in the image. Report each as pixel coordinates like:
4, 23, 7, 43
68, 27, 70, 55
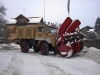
0, 3, 7, 25
0, 3, 7, 43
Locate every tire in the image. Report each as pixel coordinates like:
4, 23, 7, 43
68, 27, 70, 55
33, 47, 40, 52
40, 42, 49, 55
20, 41, 29, 53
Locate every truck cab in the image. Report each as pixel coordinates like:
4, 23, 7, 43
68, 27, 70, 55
16, 25, 58, 55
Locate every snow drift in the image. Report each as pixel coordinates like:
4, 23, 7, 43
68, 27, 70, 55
0, 43, 100, 75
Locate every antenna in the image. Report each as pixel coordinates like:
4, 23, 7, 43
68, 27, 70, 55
67, 0, 70, 17
23, 9, 25, 15
44, 0, 45, 22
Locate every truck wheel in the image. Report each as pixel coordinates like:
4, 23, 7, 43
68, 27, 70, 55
40, 42, 49, 55
33, 47, 40, 52
20, 41, 29, 53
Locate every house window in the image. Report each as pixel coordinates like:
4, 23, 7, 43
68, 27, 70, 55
18, 19, 24, 23
16, 19, 27, 25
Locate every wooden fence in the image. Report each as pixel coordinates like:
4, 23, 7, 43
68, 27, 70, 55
83, 39, 100, 49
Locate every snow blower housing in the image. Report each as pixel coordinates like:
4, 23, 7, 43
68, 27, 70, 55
15, 17, 84, 57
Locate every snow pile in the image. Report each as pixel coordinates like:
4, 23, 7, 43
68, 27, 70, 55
0, 43, 20, 50
0, 44, 100, 75
0, 49, 100, 75
88, 47, 99, 51
79, 46, 100, 64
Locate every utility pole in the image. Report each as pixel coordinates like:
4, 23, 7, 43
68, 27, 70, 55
23, 9, 25, 15
44, 0, 45, 22
67, 0, 70, 17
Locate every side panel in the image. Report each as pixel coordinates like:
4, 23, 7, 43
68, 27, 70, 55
16, 25, 37, 39
25, 27, 36, 39
45, 38, 51, 43
16, 27, 25, 39
35, 38, 45, 40
45, 33, 55, 47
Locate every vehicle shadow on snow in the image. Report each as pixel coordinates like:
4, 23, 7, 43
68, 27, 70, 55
14, 49, 88, 59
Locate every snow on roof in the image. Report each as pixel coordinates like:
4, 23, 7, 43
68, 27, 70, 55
7, 17, 43, 24
87, 29, 94, 32
89, 29, 94, 31
79, 26, 83, 29
7, 19, 17, 24
28, 17, 42, 23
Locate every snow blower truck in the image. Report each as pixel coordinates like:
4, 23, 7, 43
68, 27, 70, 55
15, 17, 84, 57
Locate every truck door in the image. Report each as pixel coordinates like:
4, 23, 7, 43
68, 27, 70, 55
35, 26, 45, 40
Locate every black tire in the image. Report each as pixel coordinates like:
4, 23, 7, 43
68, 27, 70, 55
20, 41, 29, 53
40, 42, 49, 55
33, 47, 40, 52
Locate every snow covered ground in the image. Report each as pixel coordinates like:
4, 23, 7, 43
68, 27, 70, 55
0, 43, 100, 75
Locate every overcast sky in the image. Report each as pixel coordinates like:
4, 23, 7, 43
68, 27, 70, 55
0, 0, 100, 27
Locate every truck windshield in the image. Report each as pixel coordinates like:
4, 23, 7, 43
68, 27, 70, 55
45, 26, 57, 33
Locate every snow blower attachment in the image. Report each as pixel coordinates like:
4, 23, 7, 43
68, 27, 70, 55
56, 17, 84, 57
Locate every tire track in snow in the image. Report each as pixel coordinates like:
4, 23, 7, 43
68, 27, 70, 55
41, 62, 72, 75
1, 52, 23, 75
36, 55, 72, 75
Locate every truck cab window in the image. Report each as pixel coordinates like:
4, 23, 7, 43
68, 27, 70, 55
46, 26, 57, 33
38, 27, 44, 32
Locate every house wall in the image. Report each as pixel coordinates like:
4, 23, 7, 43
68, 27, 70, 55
7, 25, 17, 42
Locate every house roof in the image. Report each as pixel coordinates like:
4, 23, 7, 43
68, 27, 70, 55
7, 19, 16, 24
7, 14, 43, 24
87, 29, 94, 32
15, 14, 29, 21
28, 17, 43, 23
80, 26, 93, 30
